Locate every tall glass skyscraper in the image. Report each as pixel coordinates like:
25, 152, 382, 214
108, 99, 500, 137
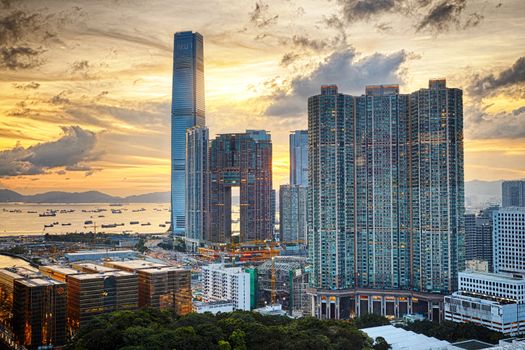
171, 31, 205, 233
185, 126, 209, 247
290, 130, 308, 186
308, 80, 464, 320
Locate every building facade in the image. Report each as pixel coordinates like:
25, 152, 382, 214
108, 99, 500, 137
493, 207, 525, 274
279, 184, 307, 243
208, 130, 273, 243
465, 206, 498, 272
186, 126, 209, 245
502, 180, 525, 207
171, 31, 205, 233
308, 80, 464, 320
290, 130, 308, 186
202, 264, 251, 311
445, 271, 525, 335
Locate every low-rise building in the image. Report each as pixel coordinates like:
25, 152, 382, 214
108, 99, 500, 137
445, 271, 525, 335
65, 249, 136, 262
194, 300, 234, 314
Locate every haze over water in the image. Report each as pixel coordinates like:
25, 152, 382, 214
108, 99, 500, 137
0, 203, 170, 236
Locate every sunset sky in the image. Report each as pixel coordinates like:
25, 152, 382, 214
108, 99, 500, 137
0, 0, 524, 196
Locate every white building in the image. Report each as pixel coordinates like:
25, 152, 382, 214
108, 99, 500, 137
194, 300, 234, 314
361, 325, 457, 350
201, 264, 251, 311
445, 271, 525, 335
493, 207, 525, 274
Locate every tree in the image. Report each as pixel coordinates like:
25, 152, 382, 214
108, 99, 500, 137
373, 337, 390, 350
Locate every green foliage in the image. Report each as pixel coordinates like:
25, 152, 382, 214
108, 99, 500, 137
69, 309, 374, 350
399, 320, 505, 344
373, 337, 390, 350
134, 237, 148, 253
351, 314, 390, 329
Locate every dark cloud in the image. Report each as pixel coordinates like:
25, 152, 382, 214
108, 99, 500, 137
280, 52, 300, 67
416, 0, 466, 31
13, 81, 40, 90
265, 47, 409, 117
70, 60, 89, 73
249, 1, 278, 28
333, 0, 483, 33
0, 46, 43, 70
468, 56, 525, 98
376, 22, 393, 32
339, 0, 398, 22
0, 126, 100, 176
49, 91, 71, 105
466, 105, 525, 139
291, 35, 329, 51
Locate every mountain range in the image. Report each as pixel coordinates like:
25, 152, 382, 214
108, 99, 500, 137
0, 189, 170, 203
0, 180, 508, 206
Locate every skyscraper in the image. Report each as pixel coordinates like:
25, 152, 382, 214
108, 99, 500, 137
186, 126, 209, 246
464, 206, 498, 271
279, 184, 307, 243
290, 130, 308, 186
171, 31, 205, 233
208, 130, 273, 243
308, 80, 464, 320
493, 207, 525, 273
502, 180, 525, 207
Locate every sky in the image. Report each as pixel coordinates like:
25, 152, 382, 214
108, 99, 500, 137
0, 0, 524, 196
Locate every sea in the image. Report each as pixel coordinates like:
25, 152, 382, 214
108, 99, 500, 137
0, 203, 171, 236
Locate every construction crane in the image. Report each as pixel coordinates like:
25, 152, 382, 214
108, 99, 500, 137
268, 243, 277, 305
84, 221, 98, 235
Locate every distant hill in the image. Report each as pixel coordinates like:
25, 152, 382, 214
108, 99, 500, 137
0, 189, 170, 203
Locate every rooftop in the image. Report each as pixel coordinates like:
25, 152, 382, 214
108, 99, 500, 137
72, 263, 118, 273
40, 265, 81, 276
362, 325, 457, 350
104, 259, 168, 270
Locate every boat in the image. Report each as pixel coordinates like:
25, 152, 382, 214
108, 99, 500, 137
61, 223, 71, 226
109, 203, 123, 207
141, 222, 151, 226
44, 224, 54, 228
116, 223, 125, 226
130, 221, 139, 225
165, 221, 171, 224
84, 220, 93, 225
111, 209, 122, 214
39, 212, 56, 217
27, 211, 37, 214
101, 224, 117, 228
98, 215, 105, 218
159, 224, 166, 228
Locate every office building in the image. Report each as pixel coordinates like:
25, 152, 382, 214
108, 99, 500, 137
290, 130, 308, 186
0, 267, 67, 350
279, 184, 307, 243
67, 270, 138, 330
493, 207, 525, 273
185, 126, 209, 246
202, 264, 251, 311
208, 130, 273, 243
104, 260, 192, 315
465, 206, 498, 272
171, 31, 205, 233
445, 270, 525, 335
502, 180, 525, 207
308, 80, 464, 320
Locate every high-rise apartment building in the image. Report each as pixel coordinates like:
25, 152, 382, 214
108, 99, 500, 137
208, 130, 273, 243
186, 126, 209, 245
290, 130, 308, 186
502, 180, 525, 207
171, 31, 205, 233
279, 184, 307, 243
308, 80, 464, 320
465, 206, 498, 271
493, 207, 525, 273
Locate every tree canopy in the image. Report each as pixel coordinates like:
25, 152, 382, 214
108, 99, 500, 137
69, 309, 375, 350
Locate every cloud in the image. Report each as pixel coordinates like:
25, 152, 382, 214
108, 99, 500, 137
339, 0, 397, 22
467, 105, 525, 139
249, 1, 278, 28
0, 46, 43, 70
334, 0, 483, 33
70, 60, 89, 73
0, 126, 100, 176
280, 52, 300, 67
468, 56, 525, 98
49, 91, 71, 105
13, 81, 40, 89
265, 47, 409, 117
416, 0, 466, 32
